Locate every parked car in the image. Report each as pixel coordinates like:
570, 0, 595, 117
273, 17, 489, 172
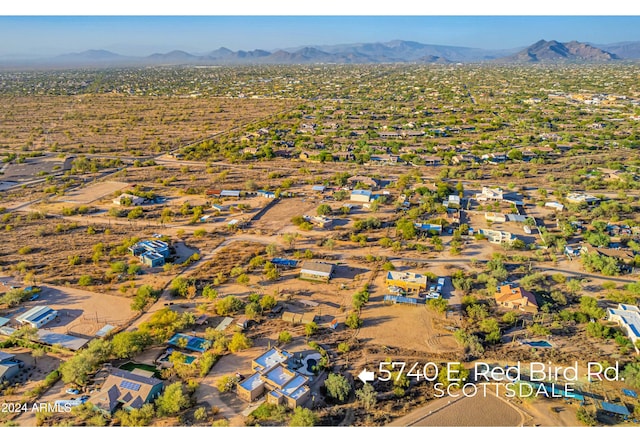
79, 395, 89, 403
66, 388, 81, 395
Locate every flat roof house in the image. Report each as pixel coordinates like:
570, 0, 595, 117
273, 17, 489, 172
237, 347, 311, 409
299, 261, 335, 283
129, 240, 170, 268
89, 368, 164, 414
608, 304, 640, 353
350, 189, 372, 203
479, 229, 514, 245
15, 306, 58, 328
476, 187, 504, 202
494, 283, 538, 313
385, 271, 428, 293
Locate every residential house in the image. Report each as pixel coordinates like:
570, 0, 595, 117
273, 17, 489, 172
347, 175, 379, 190
332, 151, 355, 162
299, 261, 335, 282
305, 215, 333, 229
584, 244, 635, 266
494, 283, 539, 313
477, 187, 504, 202
479, 229, 514, 245
89, 368, 164, 414
257, 190, 276, 199
608, 304, 640, 353
566, 192, 600, 205
451, 154, 477, 165
129, 240, 170, 268
481, 153, 508, 164
421, 156, 440, 166
442, 195, 461, 209
237, 347, 310, 409
385, 271, 429, 293
368, 154, 400, 165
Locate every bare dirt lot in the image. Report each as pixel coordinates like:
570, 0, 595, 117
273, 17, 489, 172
4, 285, 137, 336
58, 180, 130, 204
249, 197, 318, 233
0, 95, 294, 155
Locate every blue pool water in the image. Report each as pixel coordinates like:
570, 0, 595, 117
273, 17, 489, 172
160, 353, 196, 364
526, 340, 552, 348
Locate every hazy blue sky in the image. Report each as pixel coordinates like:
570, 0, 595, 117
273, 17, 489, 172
1, 16, 640, 57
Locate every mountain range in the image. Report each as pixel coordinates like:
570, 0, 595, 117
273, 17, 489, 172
4, 39, 640, 69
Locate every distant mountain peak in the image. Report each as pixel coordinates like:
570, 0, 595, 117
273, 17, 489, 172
6, 38, 638, 70
504, 40, 619, 63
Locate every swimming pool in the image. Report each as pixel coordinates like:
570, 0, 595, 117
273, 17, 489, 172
525, 340, 552, 348
159, 353, 196, 364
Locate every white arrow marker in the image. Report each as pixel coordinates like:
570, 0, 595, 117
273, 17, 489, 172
358, 368, 375, 383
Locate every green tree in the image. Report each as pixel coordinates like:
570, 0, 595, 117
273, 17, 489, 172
345, 311, 363, 329
355, 383, 377, 410
396, 218, 416, 240
437, 362, 469, 388
228, 332, 253, 353
215, 295, 244, 316
427, 297, 448, 314
155, 382, 190, 416
289, 407, 319, 427
576, 407, 597, 426
324, 373, 351, 402
305, 322, 319, 337
278, 331, 293, 344
116, 403, 155, 427
260, 294, 277, 311
170, 276, 190, 297
622, 362, 640, 389
216, 375, 239, 393
78, 274, 93, 286
111, 331, 151, 358
317, 204, 332, 216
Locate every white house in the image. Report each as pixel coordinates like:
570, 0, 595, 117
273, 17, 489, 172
608, 304, 640, 353
476, 187, 503, 202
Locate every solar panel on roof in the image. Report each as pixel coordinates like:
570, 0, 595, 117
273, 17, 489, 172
120, 380, 141, 391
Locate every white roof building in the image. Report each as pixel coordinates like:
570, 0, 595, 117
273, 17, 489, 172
15, 306, 58, 329
566, 192, 600, 204
608, 304, 640, 353
477, 187, 503, 201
